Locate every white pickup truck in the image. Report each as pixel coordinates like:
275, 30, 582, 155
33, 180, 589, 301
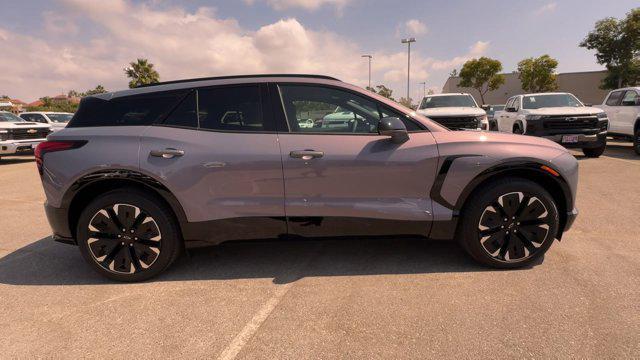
416, 93, 489, 131
494, 92, 609, 157
594, 87, 640, 155
0, 111, 51, 159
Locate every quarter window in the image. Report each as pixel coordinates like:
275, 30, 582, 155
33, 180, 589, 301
197, 86, 264, 132
163, 91, 198, 128
605, 91, 624, 106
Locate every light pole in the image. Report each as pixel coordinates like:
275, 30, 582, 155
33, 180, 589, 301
401, 38, 416, 102
361, 55, 372, 89
419, 81, 427, 99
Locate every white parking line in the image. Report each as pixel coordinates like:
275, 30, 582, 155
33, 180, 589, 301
216, 283, 293, 360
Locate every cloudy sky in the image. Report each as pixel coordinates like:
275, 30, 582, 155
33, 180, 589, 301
1, 0, 637, 102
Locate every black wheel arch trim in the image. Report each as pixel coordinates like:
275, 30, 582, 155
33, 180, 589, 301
429, 156, 574, 240
61, 169, 189, 241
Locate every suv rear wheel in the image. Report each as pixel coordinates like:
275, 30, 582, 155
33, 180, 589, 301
76, 189, 181, 282
458, 178, 559, 268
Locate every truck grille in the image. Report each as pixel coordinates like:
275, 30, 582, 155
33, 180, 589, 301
8, 128, 50, 140
429, 116, 479, 130
542, 115, 598, 130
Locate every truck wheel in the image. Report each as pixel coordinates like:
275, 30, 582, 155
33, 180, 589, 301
458, 178, 559, 269
513, 124, 523, 134
76, 189, 182, 282
582, 142, 606, 158
634, 127, 640, 155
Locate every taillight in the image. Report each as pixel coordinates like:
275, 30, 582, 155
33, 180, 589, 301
35, 140, 87, 175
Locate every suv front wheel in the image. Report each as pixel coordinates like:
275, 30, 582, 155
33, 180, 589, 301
458, 178, 559, 268
76, 189, 181, 282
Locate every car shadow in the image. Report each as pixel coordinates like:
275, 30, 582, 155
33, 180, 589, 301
0, 236, 541, 286
0, 157, 35, 165
604, 143, 638, 161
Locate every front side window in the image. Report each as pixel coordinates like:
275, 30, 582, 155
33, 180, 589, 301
279, 85, 421, 134
605, 91, 624, 106
419, 95, 477, 109
621, 90, 639, 106
198, 86, 264, 132
522, 94, 582, 109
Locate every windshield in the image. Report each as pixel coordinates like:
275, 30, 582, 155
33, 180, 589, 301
46, 113, 73, 123
0, 112, 24, 122
485, 105, 505, 115
522, 94, 583, 109
419, 95, 477, 109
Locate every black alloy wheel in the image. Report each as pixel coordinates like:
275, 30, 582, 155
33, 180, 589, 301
87, 204, 162, 274
77, 189, 180, 281
477, 192, 550, 262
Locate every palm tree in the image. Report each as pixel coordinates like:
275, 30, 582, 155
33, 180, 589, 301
124, 58, 160, 88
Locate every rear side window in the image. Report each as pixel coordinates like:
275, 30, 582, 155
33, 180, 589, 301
605, 91, 624, 106
163, 91, 198, 128
197, 86, 265, 132
68, 91, 186, 127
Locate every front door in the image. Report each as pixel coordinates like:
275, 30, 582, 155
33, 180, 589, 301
273, 84, 439, 238
139, 85, 286, 243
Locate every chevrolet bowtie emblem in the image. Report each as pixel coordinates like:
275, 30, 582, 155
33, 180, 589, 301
27, 129, 38, 134
566, 117, 578, 121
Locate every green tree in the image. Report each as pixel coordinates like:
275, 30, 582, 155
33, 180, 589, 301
373, 85, 395, 100
124, 58, 160, 88
398, 97, 414, 109
449, 69, 458, 77
84, 85, 107, 96
458, 57, 505, 105
517, 55, 559, 93
67, 90, 81, 98
580, 8, 640, 89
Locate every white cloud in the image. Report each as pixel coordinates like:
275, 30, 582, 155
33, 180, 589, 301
396, 19, 428, 37
534, 2, 557, 15
0, 0, 488, 104
244, 0, 353, 12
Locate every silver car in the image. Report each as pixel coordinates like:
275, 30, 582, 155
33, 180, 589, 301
36, 74, 579, 281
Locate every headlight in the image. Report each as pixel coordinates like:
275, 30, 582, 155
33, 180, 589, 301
525, 115, 542, 121
476, 115, 489, 130
597, 112, 608, 119
0, 130, 7, 141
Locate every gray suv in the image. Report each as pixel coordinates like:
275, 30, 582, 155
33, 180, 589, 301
36, 75, 579, 281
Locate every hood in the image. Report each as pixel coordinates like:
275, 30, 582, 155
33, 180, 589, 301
417, 107, 486, 117
432, 129, 568, 155
523, 106, 604, 116
0, 121, 51, 129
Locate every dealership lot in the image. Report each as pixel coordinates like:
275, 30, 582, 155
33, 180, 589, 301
0, 142, 638, 358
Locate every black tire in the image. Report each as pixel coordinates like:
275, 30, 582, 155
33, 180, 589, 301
76, 188, 181, 282
513, 123, 523, 134
489, 120, 498, 131
582, 142, 606, 158
634, 127, 640, 156
458, 178, 559, 269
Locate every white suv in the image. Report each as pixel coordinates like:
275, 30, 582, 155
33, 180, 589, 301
19, 112, 73, 132
595, 87, 640, 155
0, 111, 51, 159
416, 93, 488, 130
495, 92, 609, 157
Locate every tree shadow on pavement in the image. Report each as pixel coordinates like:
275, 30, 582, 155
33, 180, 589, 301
0, 236, 543, 286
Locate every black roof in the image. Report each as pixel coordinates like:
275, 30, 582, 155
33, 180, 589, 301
135, 74, 341, 88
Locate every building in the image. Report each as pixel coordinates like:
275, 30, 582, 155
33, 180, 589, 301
0, 98, 27, 113
442, 70, 610, 105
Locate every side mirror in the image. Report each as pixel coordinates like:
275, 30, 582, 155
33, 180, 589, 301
506, 107, 516, 112
583, 103, 593, 107
378, 117, 409, 143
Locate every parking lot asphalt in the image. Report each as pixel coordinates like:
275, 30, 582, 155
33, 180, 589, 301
0, 141, 638, 359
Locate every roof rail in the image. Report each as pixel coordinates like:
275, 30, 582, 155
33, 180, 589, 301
135, 74, 341, 88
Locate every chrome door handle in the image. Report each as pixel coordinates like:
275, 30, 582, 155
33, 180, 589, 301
290, 150, 324, 160
150, 148, 185, 159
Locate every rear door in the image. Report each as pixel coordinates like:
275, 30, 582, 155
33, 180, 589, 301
604, 90, 624, 133
139, 84, 286, 243
272, 83, 439, 238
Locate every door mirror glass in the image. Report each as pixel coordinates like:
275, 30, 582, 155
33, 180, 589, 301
378, 117, 408, 143
506, 106, 517, 112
